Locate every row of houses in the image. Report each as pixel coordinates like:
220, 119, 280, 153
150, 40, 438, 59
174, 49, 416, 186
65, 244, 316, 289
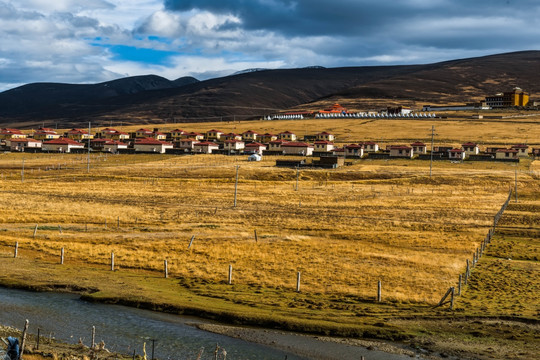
0, 127, 536, 160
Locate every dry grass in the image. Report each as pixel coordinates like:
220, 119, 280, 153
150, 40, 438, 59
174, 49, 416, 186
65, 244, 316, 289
0, 151, 535, 306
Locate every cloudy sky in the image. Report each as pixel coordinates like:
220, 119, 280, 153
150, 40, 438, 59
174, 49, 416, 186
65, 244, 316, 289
1, 0, 539, 91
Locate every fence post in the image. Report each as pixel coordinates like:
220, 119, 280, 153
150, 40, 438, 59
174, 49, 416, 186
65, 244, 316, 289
33, 224, 38, 238
19, 319, 29, 359
296, 271, 301, 292
449, 287, 455, 310
61, 247, 64, 264
111, 252, 115, 271
164, 260, 168, 278
254, 229, 258, 243
377, 280, 382, 302
458, 274, 462, 296
14, 242, 18, 258
91, 326, 96, 349
228, 265, 232, 285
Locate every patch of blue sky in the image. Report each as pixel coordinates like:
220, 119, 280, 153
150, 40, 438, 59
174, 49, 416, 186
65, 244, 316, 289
93, 43, 180, 65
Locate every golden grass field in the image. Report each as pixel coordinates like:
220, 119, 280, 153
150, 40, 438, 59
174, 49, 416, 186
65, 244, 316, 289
0, 117, 538, 359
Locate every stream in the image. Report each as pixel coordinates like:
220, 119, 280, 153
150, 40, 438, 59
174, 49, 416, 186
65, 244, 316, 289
0, 287, 414, 359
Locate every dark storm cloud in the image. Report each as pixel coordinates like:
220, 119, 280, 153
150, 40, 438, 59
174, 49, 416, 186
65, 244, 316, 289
163, 0, 540, 50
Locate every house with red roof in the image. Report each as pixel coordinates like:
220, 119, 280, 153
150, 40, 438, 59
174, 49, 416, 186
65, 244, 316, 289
0, 128, 27, 140
448, 148, 465, 160
134, 138, 173, 153
183, 131, 204, 141
461, 142, 479, 155
278, 131, 297, 141
314, 140, 334, 153
223, 139, 245, 152
135, 128, 154, 138
178, 138, 198, 150
6, 138, 42, 152
33, 128, 60, 141
170, 129, 186, 140
103, 140, 128, 153
222, 133, 243, 141
389, 145, 413, 158
360, 141, 379, 153
65, 128, 93, 141
510, 144, 529, 157
259, 133, 278, 143
193, 141, 219, 154
242, 130, 259, 142
268, 140, 286, 152
205, 129, 223, 141
495, 148, 519, 160
244, 142, 266, 155
344, 144, 364, 157
152, 131, 167, 141
316, 131, 335, 142
410, 141, 427, 154
42, 138, 85, 153
281, 141, 313, 156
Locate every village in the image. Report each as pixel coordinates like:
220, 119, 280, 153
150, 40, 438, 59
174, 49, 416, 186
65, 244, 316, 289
0, 123, 535, 169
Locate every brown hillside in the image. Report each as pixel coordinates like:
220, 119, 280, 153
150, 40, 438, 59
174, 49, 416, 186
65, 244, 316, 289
1, 51, 539, 128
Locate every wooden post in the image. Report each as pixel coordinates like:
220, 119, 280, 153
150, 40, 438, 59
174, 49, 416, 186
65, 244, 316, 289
58, 225, 62, 234
296, 271, 301, 292
188, 235, 195, 249
450, 287, 455, 310
14, 242, 18, 258
117, 216, 120, 228
61, 247, 64, 264
36, 328, 40, 350
228, 264, 232, 285
33, 224, 38, 238
91, 326, 95, 349
111, 252, 115, 271
104, 219, 107, 229
377, 280, 382, 302
254, 229, 258, 243
20, 319, 29, 359
466, 259, 470, 278
458, 274, 462, 296
164, 260, 168, 278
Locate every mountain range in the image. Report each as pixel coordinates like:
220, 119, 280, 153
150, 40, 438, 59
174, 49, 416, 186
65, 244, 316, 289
1, 51, 539, 128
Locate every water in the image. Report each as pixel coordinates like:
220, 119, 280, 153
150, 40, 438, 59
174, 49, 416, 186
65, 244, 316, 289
0, 287, 415, 360
0, 287, 307, 360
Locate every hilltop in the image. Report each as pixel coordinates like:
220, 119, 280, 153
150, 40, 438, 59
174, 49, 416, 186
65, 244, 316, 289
0, 51, 539, 128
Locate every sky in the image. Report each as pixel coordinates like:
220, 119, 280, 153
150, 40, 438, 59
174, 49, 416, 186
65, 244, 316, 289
0, 0, 539, 91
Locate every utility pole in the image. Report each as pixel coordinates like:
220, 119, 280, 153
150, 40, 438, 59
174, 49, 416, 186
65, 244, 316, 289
429, 125, 436, 178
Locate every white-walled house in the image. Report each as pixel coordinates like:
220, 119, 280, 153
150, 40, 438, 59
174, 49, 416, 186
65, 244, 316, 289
223, 139, 245, 152
313, 140, 334, 152
360, 141, 379, 152
103, 140, 128, 153
193, 141, 219, 154
244, 142, 266, 155
511, 144, 529, 157
134, 138, 173, 153
6, 138, 42, 151
281, 142, 313, 156
448, 148, 466, 160
410, 142, 427, 154
344, 144, 364, 157
389, 145, 413, 158
495, 148, 518, 160
462, 142, 479, 155
42, 138, 84, 153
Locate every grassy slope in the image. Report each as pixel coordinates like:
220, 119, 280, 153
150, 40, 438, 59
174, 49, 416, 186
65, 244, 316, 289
0, 117, 538, 359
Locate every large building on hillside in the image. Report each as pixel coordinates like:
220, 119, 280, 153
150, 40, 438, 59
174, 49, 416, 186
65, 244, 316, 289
485, 88, 529, 108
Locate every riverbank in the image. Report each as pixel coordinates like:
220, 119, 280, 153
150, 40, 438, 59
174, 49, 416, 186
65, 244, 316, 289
0, 324, 132, 360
